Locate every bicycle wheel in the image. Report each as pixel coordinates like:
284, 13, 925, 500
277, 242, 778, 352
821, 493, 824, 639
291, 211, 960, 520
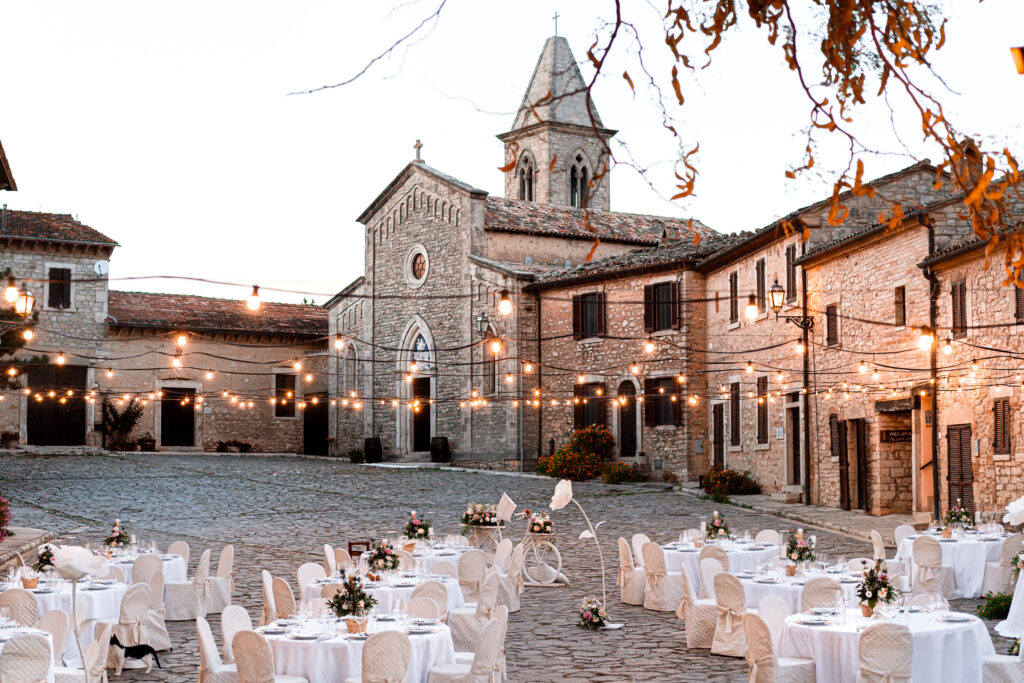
523, 540, 562, 584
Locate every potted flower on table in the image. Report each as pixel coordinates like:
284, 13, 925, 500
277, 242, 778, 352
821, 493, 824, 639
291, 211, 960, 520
326, 571, 378, 633
856, 559, 899, 617
364, 541, 400, 581
31, 544, 54, 574
103, 519, 130, 557
785, 528, 816, 576
402, 511, 431, 551
705, 510, 731, 540
944, 499, 973, 537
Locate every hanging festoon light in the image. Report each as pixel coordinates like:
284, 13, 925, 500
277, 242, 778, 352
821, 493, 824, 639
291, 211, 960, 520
744, 294, 758, 320
577, 374, 586, 384
643, 339, 656, 354
522, 362, 533, 374
176, 333, 188, 347
105, 369, 114, 379
172, 355, 183, 369
858, 360, 868, 374
917, 327, 934, 351
55, 352, 66, 366
505, 372, 514, 384
630, 361, 640, 375
795, 341, 805, 354
22, 327, 33, 341
490, 337, 502, 354
942, 338, 953, 355
14, 285, 34, 317
206, 371, 214, 380
410, 361, 418, 373
334, 337, 345, 351
3, 276, 17, 303
745, 360, 754, 374
246, 285, 261, 311
497, 289, 513, 316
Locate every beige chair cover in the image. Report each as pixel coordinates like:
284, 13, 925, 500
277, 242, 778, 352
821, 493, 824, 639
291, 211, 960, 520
675, 556, 717, 649
431, 561, 457, 579
296, 563, 325, 592
350, 630, 411, 683
427, 610, 504, 683
104, 565, 126, 583
395, 550, 416, 571
711, 573, 751, 658
198, 616, 239, 683
107, 582, 152, 674
907, 593, 948, 610
847, 558, 873, 573
410, 581, 448, 619
407, 597, 441, 620
55, 622, 113, 683
616, 537, 645, 606
893, 525, 916, 548
0, 632, 53, 683
755, 530, 782, 546
757, 595, 792, 647
221, 604, 254, 664
856, 622, 912, 683
334, 548, 355, 571
744, 612, 816, 683
131, 554, 162, 585
458, 550, 487, 603
981, 644, 1024, 683
323, 544, 337, 575
800, 577, 840, 613
631, 533, 651, 567
0, 588, 40, 627
147, 570, 172, 651
232, 630, 308, 683
700, 558, 724, 602
33, 610, 68, 665
495, 543, 524, 613
699, 545, 729, 599
641, 542, 683, 612
272, 577, 297, 619
207, 545, 235, 614
165, 548, 211, 621
911, 537, 954, 597
448, 573, 499, 652
870, 530, 887, 561
491, 539, 513, 573
167, 541, 190, 568
321, 583, 344, 601
983, 533, 1024, 595
260, 570, 277, 626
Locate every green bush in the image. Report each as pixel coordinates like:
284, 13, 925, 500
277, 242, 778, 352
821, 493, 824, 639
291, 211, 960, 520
347, 448, 365, 464
601, 461, 644, 484
538, 425, 616, 481
702, 467, 761, 499
570, 424, 616, 460
978, 591, 1013, 619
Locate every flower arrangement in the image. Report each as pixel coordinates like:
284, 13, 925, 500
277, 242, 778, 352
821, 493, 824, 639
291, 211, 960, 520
326, 571, 378, 617
365, 541, 400, 574
786, 528, 816, 564
103, 519, 129, 548
576, 596, 609, 630
527, 511, 553, 534
856, 559, 899, 614
945, 499, 973, 527
0, 493, 10, 543
403, 510, 431, 539
461, 502, 501, 527
31, 544, 54, 573
705, 510, 731, 539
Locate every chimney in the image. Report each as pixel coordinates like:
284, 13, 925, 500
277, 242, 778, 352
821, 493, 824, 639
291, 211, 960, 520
1, 204, 6, 234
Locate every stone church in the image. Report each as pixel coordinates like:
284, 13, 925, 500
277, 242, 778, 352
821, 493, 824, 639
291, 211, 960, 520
327, 35, 712, 465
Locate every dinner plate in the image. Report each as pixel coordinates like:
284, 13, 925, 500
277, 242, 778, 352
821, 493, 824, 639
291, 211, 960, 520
259, 627, 288, 635
392, 582, 417, 588
375, 615, 397, 622
31, 589, 55, 594
412, 618, 439, 625
756, 579, 780, 584
346, 632, 370, 640
939, 539, 958, 543
276, 618, 300, 626
839, 578, 859, 584
810, 607, 837, 615
675, 548, 697, 553
289, 633, 322, 640
406, 626, 434, 634
939, 613, 972, 623
84, 586, 109, 591
795, 616, 829, 625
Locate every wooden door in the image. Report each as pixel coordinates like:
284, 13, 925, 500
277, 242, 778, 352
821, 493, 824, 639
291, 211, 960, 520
303, 393, 329, 455
161, 388, 195, 447
412, 377, 431, 452
26, 365, 88, 446
854, 419, 869, 512
618, 383, 636, 459
831, 415, 851, 510
788, 407, 801, 484
712, 403, 724, 469
947, 424, 974, 513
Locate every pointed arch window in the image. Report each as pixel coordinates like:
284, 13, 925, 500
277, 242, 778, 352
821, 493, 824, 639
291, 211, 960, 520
518, 156, 535, 201
569, 154, 589, 208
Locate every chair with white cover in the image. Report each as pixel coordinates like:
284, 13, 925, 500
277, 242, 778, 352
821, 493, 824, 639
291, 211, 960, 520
641, 542, 683, 612
334, 548, 355, 571
431, 561, 457, 579
450, 604, 508, 681
104, 565, 126, 583
33, 610, 68, 665
427, 607, 505, 683
407, 597, 441, 620
221, 605, 253, 665
0, 587, 39, 627
167, 541, 190, 568
981, 637, 1024, 682
458, 550, 487, 603
321, 583, 344, 601
846, 558, 873, 573
54, 622, 112, 683
165, 548, 211, 621
674, 558, 717, 649
14, 553, 25, 567
491, 539, 512, 573
982, 533, 1024, 595
698, 545, 729, 599
272, 577, 297, 619
323, 544, 337, 575
496, 542, 524, 613
711, 573, 753, 658
105, 582, 153, 674
744, 612, 815, 683
616, 537, 645, 606
448, 572, 499, 652
231, 630, 307, 683
755, 530, 782, 546
131, 554, 162, 586
893, 524, 916, 548
870, 530, 902, 579
146, 570, 172, 651
910, 537, 954, 598
700, 558, 724, 602
0, 632, 53, 683
296, 563, 325, 593
304, 598, 328, 618
197, 616, 238, 683
907, 593, 948, 610
756, 595, 792, 648
342, 630, 411, 683
856, 622, 912, 683
207, 545, 235, 614
256, 571, 276, 627
395, 550, 416, 571
410, 581, 449, 620
800, 577, 840, 613
631, 533, 651, 567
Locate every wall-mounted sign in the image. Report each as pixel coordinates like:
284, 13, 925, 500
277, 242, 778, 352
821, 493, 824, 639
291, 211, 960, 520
881, 429, 912, 443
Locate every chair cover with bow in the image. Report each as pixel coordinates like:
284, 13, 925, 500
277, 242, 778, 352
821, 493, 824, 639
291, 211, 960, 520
296, 563, 325, 593
448, 572, 499, 652
458, 550, 487, 603
893, 525, 916, 548
323, 544, 337, 575
675, 556, 717, 649
395, 550, 416, 571
0, 588, 39, 627
33, 610, 68, 666
427, 609, 504, 683
131, 554, 162, 586
800, 577, 840, 613
407, 597, 441, 620
232, 629, 307, 683
321, 583, 344, 601
410, 581, 449, 620
756, 595, 792, 648
910, 536, 954, 597
711, 573, 752, 658
0, 632, 53, 683
343, 630, 410, 683
431, 561, 457, 579
260, 570, 277, 626
981, 633, 1024, 682
334, 548, 355, 571
272, 577, 297, 619
207, 545, 235, 614
698, 545, 729, 599
755, 530, 782, 546
491, 539, 513, 573
495, 542, 524, 613
104, 565, 126, 583
55, 621, 112, 683
167, 541, 190, 568
983, 533, 1024, 595
870, 530, 901, 578
641, 542, 683, 612
856, 622, 912, 683
197, 616, 239, 683
700, 558, 724, 602
847, 558, 873, 573
744, 612, 815, 683
106, 582, 153, 674
616, 537, 645, 606
146, 570, 172, 651
165, 548, 211, 621
631, 533, 651, 567
221, 604, 254, 664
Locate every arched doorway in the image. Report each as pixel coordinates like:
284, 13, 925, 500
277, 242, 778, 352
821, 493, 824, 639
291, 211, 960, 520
397, 317, 435, 455
617, 381, 637, 459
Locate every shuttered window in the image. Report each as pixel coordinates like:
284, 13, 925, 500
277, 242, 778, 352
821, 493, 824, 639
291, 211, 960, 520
644, 282, 679, 332
1014, 286, 1024, 322
644, 377, 680, 427
825, 304, 839, 346
894, 286, 906, 327
47, 267, 72, 309
728, 272, 739, 323
755, 258, 766, 313
730, 382, 741, 446
951, 279, 967, 339
756, 376, 768, 444
573, 383, 606, 430
274, 374, 296, 418
572, 293, 605, 339
994, 398, 1012, 455
785, 244, 798, 303
947, 424, 974, 513
483, 351, 496, 395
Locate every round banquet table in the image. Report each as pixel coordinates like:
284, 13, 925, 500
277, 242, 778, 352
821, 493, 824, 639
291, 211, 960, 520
896, 533, 1004, 598
777, 609, 995, 682
0, 627, 55, 683
266, 620, 455, 683
737, 572, 860, 612
662, 541, 779, 596
111, 553, 187, 585
22, 580, 127, 668
411, 548, 466, 576
304, 576, 464, 613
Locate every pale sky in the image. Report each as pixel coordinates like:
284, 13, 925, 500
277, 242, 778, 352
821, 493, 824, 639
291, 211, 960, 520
0, 1, 1021, 304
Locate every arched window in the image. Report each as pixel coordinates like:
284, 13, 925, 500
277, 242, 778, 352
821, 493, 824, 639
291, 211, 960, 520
518, 156, 535, 201
343, 346, 358, 395
483, 327, 497, 395
569, 153, 589, 208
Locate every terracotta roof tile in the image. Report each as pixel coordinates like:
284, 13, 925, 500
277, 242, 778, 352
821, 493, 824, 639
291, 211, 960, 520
108, 291, 327, 338
0, 209, 116, 245
484, 196, 713, 246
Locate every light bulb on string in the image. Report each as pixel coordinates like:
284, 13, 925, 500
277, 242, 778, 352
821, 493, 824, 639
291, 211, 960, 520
630, 361, 640, 375
5, 367, 15, 377
490, 339, 502, 354
293, 361, 302, 371
523, 362, 533, 373
775, 371, 784, 383
917, 329, 934, 351
334, 337, 345, 351
176, 334, 188, 347
409, 361, 418, 373
105, 369, 114, 379
643, 339, 656, 354
745, 361, 754, 374
871, 371, 880, 382
971, 359, 979, 373
22, 328, 33, 341
206, 371, 214, 380
795, 341, 805, 354
677, 375, 686, 384
172, 357, 183, 369
744, 294, 758, 320
577, 374, 585, 384
505, 373, 514, 384
305, 373, 313, 383
497, 290, 513, 316
55, 352, 65, 366
688, 395, 698, 406
858, 361, 868, 374
246, 285, 261, 311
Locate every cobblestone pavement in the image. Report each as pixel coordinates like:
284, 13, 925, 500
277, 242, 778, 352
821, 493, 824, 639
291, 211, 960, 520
0, 454, 1013, 682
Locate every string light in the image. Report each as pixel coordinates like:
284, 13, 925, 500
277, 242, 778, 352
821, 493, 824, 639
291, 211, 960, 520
55, 352, 66, 366
172, 357, 183, 369
746, 361, 754, 374
410, 362, 419, 373
744, 294, 758, 320
523, 362, 533, 373
304, 373, 313, 383
206, 371, 214, 380
490, 338, 502, 354
505, 372, 514, 384
917, 328, 934, 351
497, 290, 513, 316
858, 360, 868, 373
176, 333, 188, 347
643, 339, 656, 354
105, 369, 114, 378
630, 362, 640, 375
577, 374, 586, 384
971, 359, 979, 373
22, 328, 33, 341
943, 339, 953, 355
246, 285, 261, 311
677, 375, 686, 384
795, 341, 805, 354
334, 337, 345, 351
5, 368, 15, 377
293, 361, 302, 371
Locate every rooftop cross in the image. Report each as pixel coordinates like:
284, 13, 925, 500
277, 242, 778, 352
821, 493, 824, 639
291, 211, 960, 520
413, 139, 423, 162
552, 11, 560, 36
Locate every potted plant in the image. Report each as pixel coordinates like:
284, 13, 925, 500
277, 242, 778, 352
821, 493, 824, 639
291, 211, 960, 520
402, 511, 431, 551
137, 431, 156, 452
364, 541, 400, 580
326, 572, 378, 633
785, 528, 816, 575
856, 559, 899, 617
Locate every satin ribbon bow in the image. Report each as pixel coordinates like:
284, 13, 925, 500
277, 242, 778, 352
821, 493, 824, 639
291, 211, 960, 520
717, 605, 743, 634
858, 665, 904, 682
646, 568, 665, 589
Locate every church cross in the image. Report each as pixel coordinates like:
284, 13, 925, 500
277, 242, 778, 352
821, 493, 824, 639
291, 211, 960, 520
414, 139, 423, 161
552, 11, 560, 36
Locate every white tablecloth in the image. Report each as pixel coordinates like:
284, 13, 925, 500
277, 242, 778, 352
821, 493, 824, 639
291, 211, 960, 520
412, 550, 465, 577
663, 542, 779, 596
267, 621, 455, 683
304, 577, 464, 614
111, 553, 187, 584
30, 581, 127, 668
0, 628, 55, 683
738, 573, 860, 612
997, 571, 1024, 638
896, 534, 1004, 598
778, 609, 995, 682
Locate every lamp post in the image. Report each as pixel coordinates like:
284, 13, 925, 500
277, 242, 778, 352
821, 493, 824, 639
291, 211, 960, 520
768, 279, 814, 330
14, 285, 34, 318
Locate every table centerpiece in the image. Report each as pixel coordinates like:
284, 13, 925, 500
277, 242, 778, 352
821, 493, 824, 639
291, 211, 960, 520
326, 571, 378, 633
103, 518, 130, 556
402, 510, 432, 551
364, 541, 400, 581
856, 558, 899, 617
785, 528, 816, 575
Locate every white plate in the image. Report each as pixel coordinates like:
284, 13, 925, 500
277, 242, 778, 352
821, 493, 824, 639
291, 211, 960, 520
259, 628, 289, 635
406, 627, 433, 634
940, 613, 971, 623
289, 633, 322, 640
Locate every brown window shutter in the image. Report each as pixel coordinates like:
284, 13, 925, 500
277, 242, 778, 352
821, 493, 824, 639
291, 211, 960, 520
596, 292, 607, 336
672, 387, 683, 426
730, 383, 741, 446
952, 280, 967, 338
573, 384, 584, 429
829, 414, 841, 459
47, 268, 62, 308
572, 296, 582, 340
1016, 287, 1024, 321
1005, 400, 1013, 454
670, 281, 681, 329
894, 286, 906, 327
643, 285, 654, 333
597, 383, 608, 427
644, 379, 656, 427
757, 376, 768, 444
995, 399, 1011, 454
826, 305, 838, 346
729, 272, 739, 323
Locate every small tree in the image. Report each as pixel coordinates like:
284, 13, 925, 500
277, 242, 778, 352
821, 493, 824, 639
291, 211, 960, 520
102, 398, 145, 449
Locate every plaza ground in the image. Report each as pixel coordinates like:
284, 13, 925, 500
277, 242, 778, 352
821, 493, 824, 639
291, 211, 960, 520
0, 454, 1013, 682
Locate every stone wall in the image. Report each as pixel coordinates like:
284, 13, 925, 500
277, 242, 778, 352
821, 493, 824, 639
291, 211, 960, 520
502, 126, 612, 212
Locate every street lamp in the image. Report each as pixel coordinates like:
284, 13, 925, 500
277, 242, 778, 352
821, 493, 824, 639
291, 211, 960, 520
475, 312, 489, 335
14, 285, 34, 318
767, 278, 813, 330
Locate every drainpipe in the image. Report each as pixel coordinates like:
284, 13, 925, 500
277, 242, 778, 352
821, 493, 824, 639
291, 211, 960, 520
536, 293, 543, 460
802, 268, 812, 505
923, 222, 942, 523
1, 204, 6, 233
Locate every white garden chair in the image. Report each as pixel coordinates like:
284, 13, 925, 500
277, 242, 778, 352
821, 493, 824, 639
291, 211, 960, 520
756, 595, 791, 647
983, 533, 1024, 595
165, 548, 211, 621
197, 616, 238, 683
207, 545, 235, 614
0, 632, 53, 683
711, 573, 752, 658
675, 558, 717, 649
231, 630, 307, 683
221, 605, 253, 664
800, 576, 840, 613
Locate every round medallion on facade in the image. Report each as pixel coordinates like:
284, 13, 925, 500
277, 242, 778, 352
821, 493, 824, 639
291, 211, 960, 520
405, 245, 430, 289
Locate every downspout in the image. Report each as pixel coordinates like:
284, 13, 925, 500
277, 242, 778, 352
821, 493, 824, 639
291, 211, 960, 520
923, 222, 942, 523
802, 267, 812, 505
536, 292, 544, 460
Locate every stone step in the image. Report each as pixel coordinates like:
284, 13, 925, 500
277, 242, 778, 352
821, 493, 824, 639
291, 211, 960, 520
0, 528, 58, 569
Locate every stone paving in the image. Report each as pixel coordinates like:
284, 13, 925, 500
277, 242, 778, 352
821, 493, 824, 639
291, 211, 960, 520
0, 453, 1013, 682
